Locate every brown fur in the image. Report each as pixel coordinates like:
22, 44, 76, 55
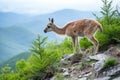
44, 18, 103, 54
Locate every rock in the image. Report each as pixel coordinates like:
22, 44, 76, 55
78, 77, 87, 80
92, 60, 105, 71
70, 53, 83, 64
83, 72, 92, 77
97, 64, 120, 79
104, 47, 120, 57
88, 54, 108, 61
63, 71, 70, 77
61, 54, 74, 61
78, 75, 82, 78
57, 47, 120, 80
113, 77, 120, 80
94, 77, 110, 80
61, 68, 67, 72
50, 76, 56, 80
62, 68, 70, 77
108, 64, 120, 76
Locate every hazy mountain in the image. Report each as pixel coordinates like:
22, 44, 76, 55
0, 12, 32, 27
0, 26, 35, 62
0, 52, 32, 72
0, 9, 98, 33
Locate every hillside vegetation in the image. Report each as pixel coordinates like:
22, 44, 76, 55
0, 0, 120, 80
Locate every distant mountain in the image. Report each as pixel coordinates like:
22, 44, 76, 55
0, 26, 35, 62
0, 12, 32, 27
0, 52, 32, 72
0, 9, 98, 32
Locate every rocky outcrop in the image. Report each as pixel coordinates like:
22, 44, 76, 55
50, 47, 120, 80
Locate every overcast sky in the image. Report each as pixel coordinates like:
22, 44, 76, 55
0, 0, 119, 15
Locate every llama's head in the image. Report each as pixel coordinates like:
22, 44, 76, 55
44, 18, 55, 33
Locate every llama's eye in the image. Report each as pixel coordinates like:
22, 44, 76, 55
48, 26, 50, 28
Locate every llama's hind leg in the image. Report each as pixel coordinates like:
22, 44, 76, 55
87, 36, 99, 54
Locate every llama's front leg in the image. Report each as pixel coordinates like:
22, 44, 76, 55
76, 38, 82, 53
72, 37, 77, 54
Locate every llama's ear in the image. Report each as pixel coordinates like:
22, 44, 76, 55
51, 18, 54, 23
48, 18, 51, 21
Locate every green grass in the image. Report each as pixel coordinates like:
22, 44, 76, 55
103, 58, 117, 69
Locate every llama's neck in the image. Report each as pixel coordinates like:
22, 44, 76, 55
54, 25, 66, 35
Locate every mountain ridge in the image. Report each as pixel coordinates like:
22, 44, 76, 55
0, 26, 35, 62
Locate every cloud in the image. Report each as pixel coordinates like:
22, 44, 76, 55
0, 0, 119, 15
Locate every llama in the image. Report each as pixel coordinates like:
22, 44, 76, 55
44, 18, 102, 54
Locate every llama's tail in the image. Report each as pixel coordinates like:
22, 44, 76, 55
97, 24, 103, 32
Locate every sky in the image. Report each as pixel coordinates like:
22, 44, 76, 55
0, 0, 119, 15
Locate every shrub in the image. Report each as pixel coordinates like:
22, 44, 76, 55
103, 58, 117, 69
103, 25, 120, 44
98, 24, 120, 47
0, 65, 20, 80
80, 24, 120, 50
27, 51, 60, 79
30, 34, 47, 60
80, 38, 92, 49
59, 38, 73, 54
96, 31, 110, 47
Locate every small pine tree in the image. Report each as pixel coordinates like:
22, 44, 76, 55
93, 0, 116, 25
30, 34, 47, 60
116, 5, 120, 17
101, 0, 116, 25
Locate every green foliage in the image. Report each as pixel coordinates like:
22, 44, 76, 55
101, 0, 117, 25
29, 50, 60, 78
93, 0, 117, 25
96, 32, 110, 47
103, 25, 120, 43
59, 38, 73, 54
24, 35, 61, 79
16, 59, 27, 72
60, 38, 72, 49
97, 24, 120, 47
103, 58, 117, 69
110, 18, 120, 26
80, 38, 92, 49
30, 34, 47, 59
116, 5, 120, 18
0, 65, 20, 80
46, 38, 73, 54
1, 64, 11, 74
